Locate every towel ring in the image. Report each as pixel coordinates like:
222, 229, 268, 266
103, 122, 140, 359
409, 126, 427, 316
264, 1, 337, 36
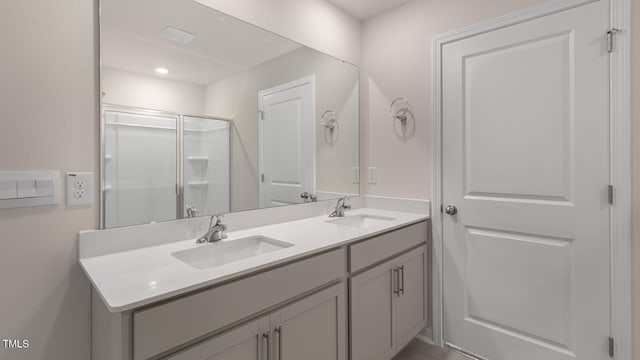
389, 97, 409, 122
321, 110, 337, 131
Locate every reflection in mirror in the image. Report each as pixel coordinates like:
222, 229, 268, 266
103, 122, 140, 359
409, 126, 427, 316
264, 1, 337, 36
100, 0, 359, 228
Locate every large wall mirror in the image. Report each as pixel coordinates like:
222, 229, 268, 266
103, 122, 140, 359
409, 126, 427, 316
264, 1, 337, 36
100, 0, 360, 228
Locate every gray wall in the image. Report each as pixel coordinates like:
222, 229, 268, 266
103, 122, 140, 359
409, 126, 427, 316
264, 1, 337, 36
102, 68, 206, 115
0, 0, 98, 359
205, 47, 360, 211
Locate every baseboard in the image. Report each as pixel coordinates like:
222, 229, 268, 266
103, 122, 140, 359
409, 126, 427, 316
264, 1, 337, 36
415, 333, 435, 345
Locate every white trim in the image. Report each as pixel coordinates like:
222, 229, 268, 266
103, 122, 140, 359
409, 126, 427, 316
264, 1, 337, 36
609, 0, 632, 358
415, 333, 435, 345
431, 0, 632, 358
258, 75, 317, 208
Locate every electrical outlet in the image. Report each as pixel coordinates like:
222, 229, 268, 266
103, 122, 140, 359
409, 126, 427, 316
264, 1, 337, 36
368, 167, 377, 184
66, 172, 93, 206
74, 179, 86, 189
73, 190, 86, 199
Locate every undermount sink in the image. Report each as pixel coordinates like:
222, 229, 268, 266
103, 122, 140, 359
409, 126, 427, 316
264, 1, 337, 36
326, 214, 395, 229
172, 236, 294, 270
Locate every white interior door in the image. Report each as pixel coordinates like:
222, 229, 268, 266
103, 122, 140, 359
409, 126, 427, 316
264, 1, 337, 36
441, 1, 610, 359
259, 76, 315, 207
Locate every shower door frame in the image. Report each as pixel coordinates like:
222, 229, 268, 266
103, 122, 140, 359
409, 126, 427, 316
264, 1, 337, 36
100, 104, 231, 229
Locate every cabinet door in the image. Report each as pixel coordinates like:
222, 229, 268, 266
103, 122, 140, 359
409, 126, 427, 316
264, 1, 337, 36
272, 283, 346, 360
350, 260, 396, 360
167, 316, 269, 360
395, 246, 428, 350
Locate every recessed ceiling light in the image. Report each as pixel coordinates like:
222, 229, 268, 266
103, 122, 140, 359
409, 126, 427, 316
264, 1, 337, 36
155, 67, 169, 75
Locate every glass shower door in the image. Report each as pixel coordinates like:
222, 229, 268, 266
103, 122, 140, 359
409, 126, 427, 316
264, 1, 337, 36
183, 116, 230, 217
104, 109, 178, 228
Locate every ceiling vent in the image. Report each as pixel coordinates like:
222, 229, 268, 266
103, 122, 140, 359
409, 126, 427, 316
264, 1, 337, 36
161, 26, 195, 44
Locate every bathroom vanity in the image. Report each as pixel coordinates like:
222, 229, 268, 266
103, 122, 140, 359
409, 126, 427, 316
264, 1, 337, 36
80, 198, 430, 360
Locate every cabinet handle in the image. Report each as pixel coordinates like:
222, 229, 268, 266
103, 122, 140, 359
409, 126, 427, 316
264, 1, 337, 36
274, 326, 283, 360
399, 265, 405, 295
393, 268, 400, 295
263, 332, 271, 360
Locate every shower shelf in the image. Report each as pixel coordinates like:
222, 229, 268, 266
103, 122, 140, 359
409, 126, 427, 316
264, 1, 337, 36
187, 156, 209, 162
187, 181, 209, 186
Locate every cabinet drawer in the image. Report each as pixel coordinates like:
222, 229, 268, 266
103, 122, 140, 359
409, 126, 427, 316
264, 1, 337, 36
133, 248, 346, 360
349, 221, 427, 272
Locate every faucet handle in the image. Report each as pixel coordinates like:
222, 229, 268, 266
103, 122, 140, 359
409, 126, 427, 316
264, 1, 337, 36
213, 213, 225, 225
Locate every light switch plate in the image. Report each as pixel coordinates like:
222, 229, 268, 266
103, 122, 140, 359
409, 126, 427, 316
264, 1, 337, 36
66, 172, 93, 206
367, 167, 377, 184
17, 180, 37, 198
0, 180, 17, 200
352, 167, 360, 183
0, 171, 59, 209
36, 179, 55, 197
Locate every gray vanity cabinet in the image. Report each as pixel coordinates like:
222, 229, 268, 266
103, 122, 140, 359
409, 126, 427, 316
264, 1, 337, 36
90, 222, 430, 360
350, 242, 428, 360
168, 282, 346, 360
270, 283, 347, 360
395, 247, 428, 350
167, 317, 269, 360
350, 259, 397, 360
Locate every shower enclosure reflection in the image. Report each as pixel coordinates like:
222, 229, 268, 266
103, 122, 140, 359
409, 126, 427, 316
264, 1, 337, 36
103, 107, 229, 228
183, 115, 230, 218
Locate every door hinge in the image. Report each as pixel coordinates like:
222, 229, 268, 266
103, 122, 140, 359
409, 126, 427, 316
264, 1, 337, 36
608, 185, 614, 205
607, 28, 620, 53
440, 204, 443, 213
261, 173, 264, 182
609, 337, 614, 357
258, 110, 264, 120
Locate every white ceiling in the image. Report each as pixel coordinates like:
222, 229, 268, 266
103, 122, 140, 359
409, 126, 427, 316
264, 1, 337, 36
101, 0, 301, 85
327, 0, 413, 20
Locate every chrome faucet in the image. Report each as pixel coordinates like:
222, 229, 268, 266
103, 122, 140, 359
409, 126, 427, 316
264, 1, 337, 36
196, 214, 228, 243
329, 197, 351, 218
185, 205, 199, 218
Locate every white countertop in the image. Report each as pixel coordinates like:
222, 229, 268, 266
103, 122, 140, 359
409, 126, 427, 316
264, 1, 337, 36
80, 207, 428, 312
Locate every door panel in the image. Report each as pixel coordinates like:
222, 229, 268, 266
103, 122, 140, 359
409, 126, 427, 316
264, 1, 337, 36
441, 1, 610, 360
350, 261, 395, 360
259, 77, 315, 207
464, 33, 572, 202
395, 247, 428, 350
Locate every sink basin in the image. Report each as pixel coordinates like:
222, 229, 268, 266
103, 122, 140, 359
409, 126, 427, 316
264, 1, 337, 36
326, 214, 395, 229
172, 236, 294, 270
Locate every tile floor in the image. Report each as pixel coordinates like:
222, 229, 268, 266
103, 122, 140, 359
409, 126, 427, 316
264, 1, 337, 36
392, 339, 471, 360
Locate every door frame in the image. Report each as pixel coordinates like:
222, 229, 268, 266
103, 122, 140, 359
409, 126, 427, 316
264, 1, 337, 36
258, 75, 317, 208
430, 0, 632, 359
